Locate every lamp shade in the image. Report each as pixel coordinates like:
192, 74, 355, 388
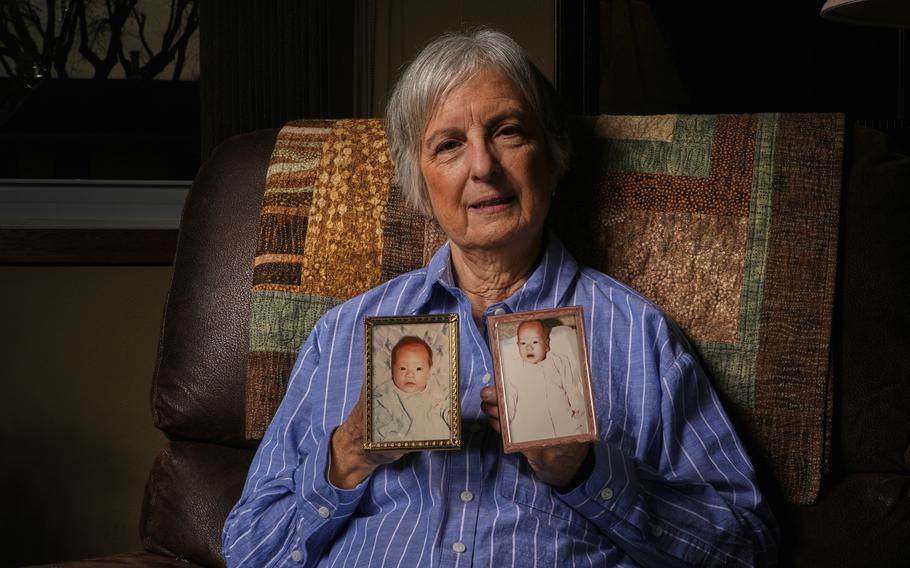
820, 0, 910, 27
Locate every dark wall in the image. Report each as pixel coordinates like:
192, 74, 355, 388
560, 0, 908, 147
649, 2, 905, 118
199, 0, 354, 159
1, 266, 171, 567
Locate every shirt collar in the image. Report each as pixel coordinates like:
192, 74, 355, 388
412, 230, 580, 315
405, 241, 452, 315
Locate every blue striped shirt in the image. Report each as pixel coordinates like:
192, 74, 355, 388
223, 234, 778, 567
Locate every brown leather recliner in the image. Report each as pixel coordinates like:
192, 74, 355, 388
33, 129, 277, 568
41, 120, 910, 567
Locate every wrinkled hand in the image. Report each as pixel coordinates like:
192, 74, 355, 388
480, 386, 591, 491
330, 390, 407, 489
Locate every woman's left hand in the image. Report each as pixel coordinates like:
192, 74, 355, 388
480, 386, 591, 491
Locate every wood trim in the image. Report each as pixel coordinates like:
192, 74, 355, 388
0, 179, 189, 230
0, 229, 178, 265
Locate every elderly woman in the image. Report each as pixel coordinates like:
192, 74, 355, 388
222, 29, 778, 567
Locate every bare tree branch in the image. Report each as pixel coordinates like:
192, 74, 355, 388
170, 39, 184, 80
0, 11, 21, 73
6, 3, 41, 61
168, 1, 196, 80
0, 51, 14, 76
136, 0, 197, 80
22, 4, 43, 33
43, 0, 54, 57
133, 7, 152, 58
161, 0, 178, 48
41, 0, 57, 74
53, 0, 80, 78
77, 0, 136, 78
76, 0, 104, 72
0, 11, 23, 60
1, 0, 197, 81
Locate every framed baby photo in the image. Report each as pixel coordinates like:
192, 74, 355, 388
487, 306, 598, 453
363, 313, 461, 451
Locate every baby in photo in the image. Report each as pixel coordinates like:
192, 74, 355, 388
506, 320, 587, 443
373, 336, 451, 441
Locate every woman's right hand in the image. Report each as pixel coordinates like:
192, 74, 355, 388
329, 390, 408, 489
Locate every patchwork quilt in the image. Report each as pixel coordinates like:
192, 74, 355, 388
245, 114, 843, 505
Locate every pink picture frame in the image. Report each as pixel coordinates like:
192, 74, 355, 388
487, 306, 598, 453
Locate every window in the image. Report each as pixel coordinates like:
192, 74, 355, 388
0, 0, 199, 252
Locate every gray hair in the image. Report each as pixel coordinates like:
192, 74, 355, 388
385, 28, 572, 217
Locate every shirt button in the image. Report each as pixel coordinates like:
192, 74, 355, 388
600, 487, 614, 500
317, 506, 330, 518
290, 549, 303, 562
493, 307, 506, 315
482, 373, 491, 384
452, 541, 467, 553
650, 524, 664, 537
460, 490, 474, 502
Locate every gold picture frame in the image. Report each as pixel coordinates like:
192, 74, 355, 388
363, 314, 461, 451
488, 306, 598, 453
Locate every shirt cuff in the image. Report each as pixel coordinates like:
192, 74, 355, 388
557, 440, 638, 524
294, 431, 368, 527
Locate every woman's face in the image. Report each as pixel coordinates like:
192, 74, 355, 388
419, 68, 556, 255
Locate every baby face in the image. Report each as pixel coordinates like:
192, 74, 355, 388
392, 344, 432, 393
517, 321, 549, 364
